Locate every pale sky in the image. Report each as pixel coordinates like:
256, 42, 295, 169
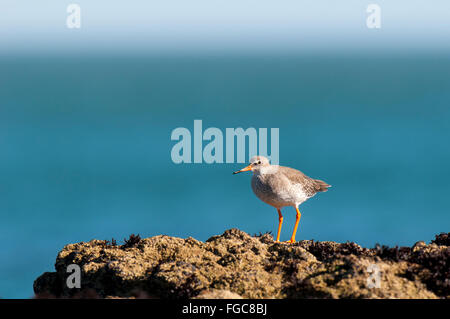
1, 0, 449, 53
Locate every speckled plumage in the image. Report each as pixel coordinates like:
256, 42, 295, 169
233, 155, 330, 242
251, 165, 329, 209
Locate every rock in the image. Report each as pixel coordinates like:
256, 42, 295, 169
33, 229, 449, 299
195, 289, 243, 299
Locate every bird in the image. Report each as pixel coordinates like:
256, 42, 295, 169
233, 155, 330, 243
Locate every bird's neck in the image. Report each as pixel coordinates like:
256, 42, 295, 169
253, 165, 280, 176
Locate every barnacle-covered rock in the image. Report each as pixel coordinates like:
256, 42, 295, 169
33, 230, 449, 299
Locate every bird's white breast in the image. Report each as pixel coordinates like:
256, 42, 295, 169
251, 171, 309, 208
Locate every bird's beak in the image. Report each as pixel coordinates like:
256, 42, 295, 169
233, 164, 252, 174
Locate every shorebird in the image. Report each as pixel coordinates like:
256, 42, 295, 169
233, 156, 330, 243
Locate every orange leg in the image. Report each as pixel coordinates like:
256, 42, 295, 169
276, 209, 283, 242
289, 207, 302, 243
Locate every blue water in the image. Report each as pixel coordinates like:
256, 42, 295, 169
0, 53, 449, 298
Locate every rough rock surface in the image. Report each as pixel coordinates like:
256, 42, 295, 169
34, 229, 449, 299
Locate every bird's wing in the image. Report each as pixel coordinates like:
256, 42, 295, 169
280, 166, 329, 196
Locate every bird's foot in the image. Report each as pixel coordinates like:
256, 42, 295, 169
282, 239, 296, 244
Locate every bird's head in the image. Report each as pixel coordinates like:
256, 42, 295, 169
233, 155, 270, 174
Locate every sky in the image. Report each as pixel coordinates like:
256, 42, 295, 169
0, 0, 450, 54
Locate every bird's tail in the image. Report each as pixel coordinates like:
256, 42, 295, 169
313, 179, 331, 192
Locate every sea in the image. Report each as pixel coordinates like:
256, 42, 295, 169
0, 51, 449, 298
